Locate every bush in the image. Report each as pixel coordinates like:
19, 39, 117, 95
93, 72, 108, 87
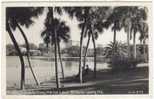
108, 54, 139, 72
105, 42, 140, 72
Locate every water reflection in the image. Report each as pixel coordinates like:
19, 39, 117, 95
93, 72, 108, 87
65, 61, 73, 70
6, 56, 109, 87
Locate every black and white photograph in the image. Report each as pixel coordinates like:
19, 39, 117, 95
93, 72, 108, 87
1, 1, 152, 96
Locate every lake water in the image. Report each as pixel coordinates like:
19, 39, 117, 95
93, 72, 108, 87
6, 56, 109, 88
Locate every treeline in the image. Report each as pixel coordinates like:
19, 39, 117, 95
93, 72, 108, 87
6, 43, 39, 56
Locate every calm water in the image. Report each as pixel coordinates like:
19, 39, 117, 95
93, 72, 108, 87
6, 56, 109, 87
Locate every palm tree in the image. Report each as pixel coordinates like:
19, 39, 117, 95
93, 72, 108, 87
130, 7, 148, 59
121, 7, 140, 58
42, 7, 69, 89
6, 7, 43, 89
105, 41, 128, 70
64, 7, 90, 83
103, 7, 124, 54
41, 18, 70, 80
83, 30, 91, 69
85, 7, 110, 78
65, 7, 110, 80
139, 22, 148, 62
104, 7, 139, 58
56, 20, 70, 80
105, 41, 127, 59
44, 7, 60, 89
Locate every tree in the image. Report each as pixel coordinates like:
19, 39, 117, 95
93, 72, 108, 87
129, 7, 148, 59
105, 41, 127, 59
65, 7, 110, 80
6, 44, 17, 55
121, 7, 139, 58
64, 7, 90, 83
41, 18, 70, 80
105, 42, 133, 71
42, 7, 69, 90
82, 7, 110, 78
6, 7, 43, 89
103, 7, 124, 55
105, 6, 140, 58
45, 7, 60, 89
83, 31, 91, 69
139, 22, 148, 62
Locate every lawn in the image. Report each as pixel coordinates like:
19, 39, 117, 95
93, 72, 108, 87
7, 66, 148, 95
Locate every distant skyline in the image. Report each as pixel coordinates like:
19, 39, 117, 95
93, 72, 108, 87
6, 8, 146, 48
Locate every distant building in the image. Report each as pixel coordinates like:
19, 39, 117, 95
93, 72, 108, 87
65, 40, 80, 48
29, 50, 41, 56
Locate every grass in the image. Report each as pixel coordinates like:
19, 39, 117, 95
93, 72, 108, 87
7, 66, 148, 95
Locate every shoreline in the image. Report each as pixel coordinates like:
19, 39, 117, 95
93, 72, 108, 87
7, 66, 149, 95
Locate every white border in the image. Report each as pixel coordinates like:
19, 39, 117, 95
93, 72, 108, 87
1, 1, 153, 99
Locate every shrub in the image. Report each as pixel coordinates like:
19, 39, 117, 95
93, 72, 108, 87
105, 42, 139, 72
108, 54, 139, 72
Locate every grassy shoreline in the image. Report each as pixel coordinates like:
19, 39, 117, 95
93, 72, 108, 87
7, 66, 148, 95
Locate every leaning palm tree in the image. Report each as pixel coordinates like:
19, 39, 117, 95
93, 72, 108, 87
41, 18, 70, 80
64, 7, 90, 83
83, 7, 110, 78
82, 30, 91, 69
6, 7, 43, 89
65, 7, 110, 80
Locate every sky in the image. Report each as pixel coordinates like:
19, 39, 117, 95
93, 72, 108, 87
6, 8, 144, 48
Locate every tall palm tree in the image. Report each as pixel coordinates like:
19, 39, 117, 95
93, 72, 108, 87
42, 7, 69, 89
6, 7, 43, 89
64, 7, 89, 83
44, 7, 60, 89
65, 7, 110, 80
56, 20, 70, 80
103, 6, 139, 58
85, 7, 110, 78
121, 7, 139, 58
130, 7, 148, 59
41, 18, 70, 80
103, 7, 124, 54
83, 30, 91, 69
139, 22, 148, 62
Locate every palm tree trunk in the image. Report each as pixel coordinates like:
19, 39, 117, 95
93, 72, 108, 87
78, 21, 87, 84
50, 7, 60, 89
79, 30, 84, 83
143, 38, 147, 62
133, 33, 136, 59
127, 31, 130, 58
47, 44, 50, 61
83, 34, 91, 68
54, 31, 60, 89
16, 21, 39, 86
57, 42, 65, 79
113, 26, 116, 45
91, 29, 97, 78
7, 23, 25, 90
113, 28, 116, 55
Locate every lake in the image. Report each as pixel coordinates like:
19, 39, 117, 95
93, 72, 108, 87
6, 56, 109, 88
